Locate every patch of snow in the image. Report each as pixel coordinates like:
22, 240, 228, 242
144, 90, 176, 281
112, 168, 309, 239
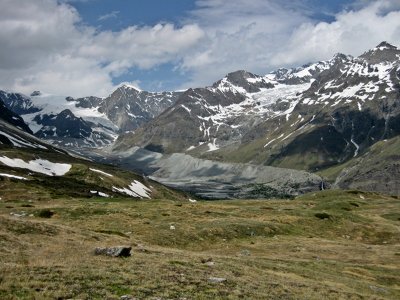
264, 133, 284, 148
0, 173, 28, 180
90, 190, 110, 198
90, 168, 113, 177
207, 138, 219, 152
112, 180, 151, 199
350, 138, 360, 157
181, 105, 191, 114
0, 156, 71, 176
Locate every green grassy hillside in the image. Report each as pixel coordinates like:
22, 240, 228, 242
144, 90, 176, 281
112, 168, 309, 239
0, 147, 186, 202
0, 189, 399, 299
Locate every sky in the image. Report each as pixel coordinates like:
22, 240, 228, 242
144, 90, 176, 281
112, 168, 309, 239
0, 0, 400, 97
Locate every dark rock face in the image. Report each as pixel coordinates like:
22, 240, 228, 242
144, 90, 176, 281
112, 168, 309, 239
74, 96, 103, 109
359, 41, 400, 64
98, 86, 182, 132
30, 91, 41, 97
0, 85, 181, 148
34, 109, 92, 139
0, 98, 32, 134
94, 246, 132, 257
213, 70, 274, 93
0, 90, 41, 115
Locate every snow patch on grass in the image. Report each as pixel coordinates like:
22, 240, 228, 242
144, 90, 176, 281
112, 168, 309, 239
90, 190, 110, 198
89, 168, 113, 177
0, 173, 28, 180
0, 156, 71, 176
112, 180, 151, 199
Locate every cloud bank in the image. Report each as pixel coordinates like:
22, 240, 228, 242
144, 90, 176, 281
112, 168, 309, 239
0, 0, 204, 96
0, 0, 399, 96
179, 0, 400, 88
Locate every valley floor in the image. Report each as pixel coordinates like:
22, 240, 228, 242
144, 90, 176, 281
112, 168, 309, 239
0, 189, 399, 299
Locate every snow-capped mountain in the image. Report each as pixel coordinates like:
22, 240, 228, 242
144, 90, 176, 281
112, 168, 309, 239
112, 42, 400, 196
112, 53, 344, 154
98, 85, 183, 132
2, 42, 399, 196
0, 85, 182, 148
0, 98, 32, 135
0, 98, 57, 150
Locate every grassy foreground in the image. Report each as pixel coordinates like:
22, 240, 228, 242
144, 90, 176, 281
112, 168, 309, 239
0, 188, 399, 299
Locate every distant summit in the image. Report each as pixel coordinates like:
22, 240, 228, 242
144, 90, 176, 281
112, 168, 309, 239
30, 91, 41, 97
375, 41, 397, 50
359, 41, 399, 64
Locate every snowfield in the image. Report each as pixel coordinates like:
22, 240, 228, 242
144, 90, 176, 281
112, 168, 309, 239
112, 180, 151, 199
0, 156, 71, 176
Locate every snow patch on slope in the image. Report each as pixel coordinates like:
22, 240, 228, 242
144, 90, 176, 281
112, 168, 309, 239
0, 156, 71, 176
112, 180, 151, 199
90, 168, 113, 177
0, 173, 28, 180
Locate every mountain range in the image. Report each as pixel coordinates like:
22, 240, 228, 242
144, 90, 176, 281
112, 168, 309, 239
1, 41, 399, 198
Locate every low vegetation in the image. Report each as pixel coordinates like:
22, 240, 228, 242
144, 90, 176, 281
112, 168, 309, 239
0, 187, 399, 299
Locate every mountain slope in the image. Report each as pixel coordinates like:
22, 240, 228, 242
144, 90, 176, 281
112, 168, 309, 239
111, 42, 400, 195
112, 56, 347, 154
0, 111, 185, 201
0, 85, 182, 149
236, 41, 400, 171
98, 85, 182, 132
0, 98, 33, 135
318, 135, 400, 195
115, 42, 399, 168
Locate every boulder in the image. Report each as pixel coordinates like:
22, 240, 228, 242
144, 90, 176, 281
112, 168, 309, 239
208, 277, 227, 283
94, 246, 132, 257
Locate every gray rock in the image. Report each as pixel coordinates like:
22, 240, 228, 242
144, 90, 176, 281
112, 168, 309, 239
208, 277, 227, 283
94, 246, 132, 257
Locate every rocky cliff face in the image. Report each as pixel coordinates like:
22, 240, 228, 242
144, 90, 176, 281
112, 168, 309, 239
0, 98, 32, 135
98, 85, 182, 132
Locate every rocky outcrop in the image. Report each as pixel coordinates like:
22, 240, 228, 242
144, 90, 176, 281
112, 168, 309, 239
94, 246, 132, 257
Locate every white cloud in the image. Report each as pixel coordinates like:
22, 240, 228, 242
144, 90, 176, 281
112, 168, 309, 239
0, 0, 399, 96
98, 11, 119, 21
177, 0, 400, 89
0, 0, 204, 96
272, 0, 400, 66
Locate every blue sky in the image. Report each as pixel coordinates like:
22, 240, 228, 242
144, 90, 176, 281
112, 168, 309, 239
0, 0, 400, 96
69, 0, 347, 90
74, 0, 197, 29
72, 0, 356, 91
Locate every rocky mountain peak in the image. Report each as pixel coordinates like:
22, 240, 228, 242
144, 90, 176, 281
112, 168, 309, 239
226, 70, 257, 81
359, 41, 399, 64
0, 90, 41, 115
0, 98, 33, 134
30, 91, 41, 97
213, 70, 274, 93
331, 52, 352, 63
119, 84, 141, 93
375, 41, 397, 50
58, 109, 75, 118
